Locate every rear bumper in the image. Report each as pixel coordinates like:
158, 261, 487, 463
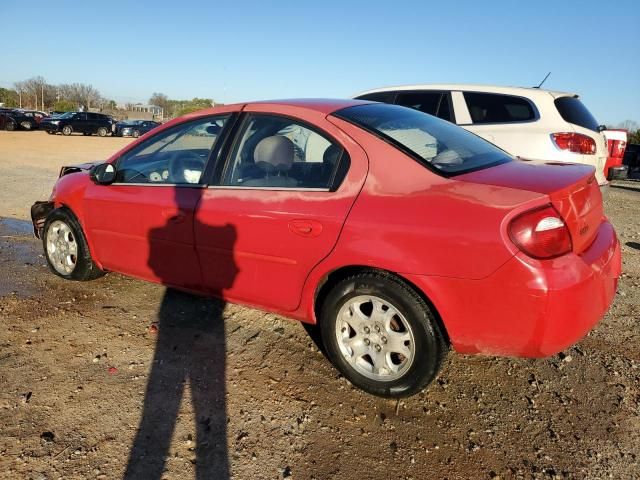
608, 165, 628, 180
405, 220, 621, 358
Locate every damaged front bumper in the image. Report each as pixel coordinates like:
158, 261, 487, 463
30, 201, 54, 239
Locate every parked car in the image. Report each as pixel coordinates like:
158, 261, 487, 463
624, 143, 640, 179
22, 110, 50, 125
31, 99, 621, 397
39, 111, 114, 136
0, 108, 38, 131
602, 129, 628, 180
354, 84, 611, 187
113, 119, 161, 138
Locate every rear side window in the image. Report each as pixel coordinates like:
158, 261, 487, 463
356, 92, 397, 104
395, 92, 454, 122
554, 96, 599, 132
463, 92, 536, 124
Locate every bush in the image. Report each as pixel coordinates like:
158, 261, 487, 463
53, 100, 76, 112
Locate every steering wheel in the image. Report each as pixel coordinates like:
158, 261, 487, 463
168, 151, 206, 184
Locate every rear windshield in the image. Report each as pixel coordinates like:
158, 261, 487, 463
554, 96, 599, 132
333, 103, 512, 175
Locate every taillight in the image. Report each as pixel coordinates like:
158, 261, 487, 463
551, 132, 596, 155
608, 139, 627, 158
509, 205, 572, 259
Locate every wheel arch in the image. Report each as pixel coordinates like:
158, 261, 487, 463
312, 265, 450, 345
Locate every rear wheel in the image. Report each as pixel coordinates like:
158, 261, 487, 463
5, 120, 16, 131
43, 209, 105, 281
132, 130, 140, 138
319, 272, 447, 397
61, 125, 73, 136
97, 127, 108, 137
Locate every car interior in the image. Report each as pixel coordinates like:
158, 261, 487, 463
223, 116, 345, 189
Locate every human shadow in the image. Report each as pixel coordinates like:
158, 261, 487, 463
125, 184, 237, 479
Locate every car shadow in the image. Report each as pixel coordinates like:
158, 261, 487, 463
610, 183, 640, 194
124, 186, 237, 480
626, 241, 640, 251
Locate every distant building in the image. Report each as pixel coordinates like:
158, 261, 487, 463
130, 104, 164, 119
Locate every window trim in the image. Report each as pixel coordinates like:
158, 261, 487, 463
458, 90, 540, 126
214, 112, 350, 192
111, 113, 235, 187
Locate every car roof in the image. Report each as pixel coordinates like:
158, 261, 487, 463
186, 99, 371, 119
355, 84, 577, 100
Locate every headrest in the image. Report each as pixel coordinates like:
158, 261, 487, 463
254, 136, 294, 170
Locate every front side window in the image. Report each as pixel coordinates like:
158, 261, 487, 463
395, 92, 454, 122
463, 92, 536, 124
334, 103, 512, 175
355, 92, 397, 104
116, 115, 229, 184
222, 115, 346, 189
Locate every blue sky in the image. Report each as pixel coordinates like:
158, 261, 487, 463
1, 0, 638, 124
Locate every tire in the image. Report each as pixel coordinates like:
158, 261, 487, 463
62, 125, 73, 136
132, 130, 140, 138
43, 208, 105, 281
97, 127, 108, 137
20, 121, 33, 130
319, 272, 448, 398
46, 130, 54, 135
5, 120, 16, 131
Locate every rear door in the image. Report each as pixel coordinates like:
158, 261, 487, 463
458, 91, 540, 151
195, 108, 368, 311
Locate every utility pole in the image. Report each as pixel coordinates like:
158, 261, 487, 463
41, 84, 44, 111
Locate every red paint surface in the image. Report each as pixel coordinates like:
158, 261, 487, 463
48, 100, 621, 359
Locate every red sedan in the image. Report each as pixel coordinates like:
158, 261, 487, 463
31, 99, 621, 397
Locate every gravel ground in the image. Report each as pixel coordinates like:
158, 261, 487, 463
0, 131, 638, 479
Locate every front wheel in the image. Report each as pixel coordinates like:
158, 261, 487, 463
132, 130, 140, 138
319, 272, 447, 398
61, 125, 73, 136
43, 209, 105, 281
20, 121, 33, 130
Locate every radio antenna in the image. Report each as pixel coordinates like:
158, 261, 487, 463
534, 72, 551, 89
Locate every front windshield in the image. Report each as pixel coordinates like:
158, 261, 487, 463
333, 103, 512, 175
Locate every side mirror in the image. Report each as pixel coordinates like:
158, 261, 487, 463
90, 163, 116, 185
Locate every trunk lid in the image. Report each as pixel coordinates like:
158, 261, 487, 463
458, 160, 603, 254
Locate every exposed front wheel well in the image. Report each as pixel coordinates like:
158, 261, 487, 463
313, 265, 450, 345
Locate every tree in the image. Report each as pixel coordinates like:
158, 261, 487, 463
149, 92, 170, 110
53, 100, 76, 112
13, 81, 26, 108
0, 87, 19, 107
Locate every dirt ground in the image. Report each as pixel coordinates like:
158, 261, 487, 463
0, 130, 639, 480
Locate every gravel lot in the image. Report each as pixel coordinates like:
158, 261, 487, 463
0, 130, 639, 479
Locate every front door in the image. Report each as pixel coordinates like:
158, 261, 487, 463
83, 113, 233, 290
195, 111, 367, 311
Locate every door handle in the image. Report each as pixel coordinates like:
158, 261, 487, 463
288, 219, 323, 238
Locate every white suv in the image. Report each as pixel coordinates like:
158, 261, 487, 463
354, 84, 609, 186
